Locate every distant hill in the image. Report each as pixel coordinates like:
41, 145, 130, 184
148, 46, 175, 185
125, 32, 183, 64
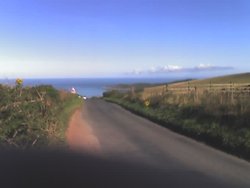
170, 73, 250, 86
108, 79, 192, 92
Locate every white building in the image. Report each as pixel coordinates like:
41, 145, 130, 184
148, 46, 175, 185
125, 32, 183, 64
71, 87, 76, 94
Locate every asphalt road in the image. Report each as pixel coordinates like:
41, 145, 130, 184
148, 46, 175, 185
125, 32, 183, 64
81, 98, 250, 187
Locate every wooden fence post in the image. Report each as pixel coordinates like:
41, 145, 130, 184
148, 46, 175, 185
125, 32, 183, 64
230, 81, 234, 104
165, 84, 168, 95
194, 86, 198, 104
131, 86, 135, 97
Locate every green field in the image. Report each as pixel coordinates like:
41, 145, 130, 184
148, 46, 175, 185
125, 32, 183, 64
171, 72, 250, 86
140, 72, 250, 100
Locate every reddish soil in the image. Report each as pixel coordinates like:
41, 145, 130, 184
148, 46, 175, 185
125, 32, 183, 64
66, 109, 100, 153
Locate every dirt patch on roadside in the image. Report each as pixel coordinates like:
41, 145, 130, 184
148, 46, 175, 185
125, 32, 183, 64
66, 109, 100, 153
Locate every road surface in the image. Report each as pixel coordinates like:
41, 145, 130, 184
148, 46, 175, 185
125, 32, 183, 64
77, 98, 250, 187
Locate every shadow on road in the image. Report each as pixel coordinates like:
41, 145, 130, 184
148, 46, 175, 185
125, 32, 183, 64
0, 149, 238, 188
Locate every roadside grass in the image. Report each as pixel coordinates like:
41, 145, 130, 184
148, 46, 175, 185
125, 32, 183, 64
57, 94, 83, 142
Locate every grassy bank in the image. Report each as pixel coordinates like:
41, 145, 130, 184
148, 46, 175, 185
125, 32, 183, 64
103, 90, 250, 161
57, 92, 84, 142
0, 83, 83, 149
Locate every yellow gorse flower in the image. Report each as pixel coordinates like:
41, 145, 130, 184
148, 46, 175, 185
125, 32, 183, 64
16, 78, 23, 86
144, 100, 150, 107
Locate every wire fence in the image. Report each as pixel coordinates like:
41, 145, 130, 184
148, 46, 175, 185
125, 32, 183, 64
142, 82, 250, 100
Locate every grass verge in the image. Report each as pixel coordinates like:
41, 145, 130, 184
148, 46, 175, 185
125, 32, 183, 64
57, 94, 83, 143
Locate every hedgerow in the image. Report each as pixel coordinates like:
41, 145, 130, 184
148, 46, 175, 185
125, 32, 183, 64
0, 82, 82, 149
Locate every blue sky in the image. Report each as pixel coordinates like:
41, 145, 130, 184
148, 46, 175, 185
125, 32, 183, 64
0, 0, 249, 78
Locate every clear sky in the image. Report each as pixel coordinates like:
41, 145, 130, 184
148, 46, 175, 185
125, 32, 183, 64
0, 0, 249, 78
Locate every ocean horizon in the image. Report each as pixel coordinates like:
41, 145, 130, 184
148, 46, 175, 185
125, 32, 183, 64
0, 77, 180, 97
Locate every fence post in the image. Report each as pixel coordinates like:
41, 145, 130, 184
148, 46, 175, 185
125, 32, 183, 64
194, 86, 198, 104
131, 86, 135, 98
230, 81, 234, 104
165, 84, 168, 95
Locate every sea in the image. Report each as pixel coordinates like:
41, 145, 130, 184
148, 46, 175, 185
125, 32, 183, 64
0, 78, 176, 98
